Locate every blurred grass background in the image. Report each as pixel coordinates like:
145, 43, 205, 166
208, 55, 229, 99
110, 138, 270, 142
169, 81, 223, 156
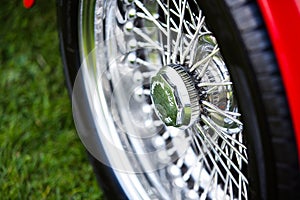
0, 1, 102, 199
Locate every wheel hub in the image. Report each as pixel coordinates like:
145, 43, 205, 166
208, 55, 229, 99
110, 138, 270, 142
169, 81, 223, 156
150, 64, 200, 128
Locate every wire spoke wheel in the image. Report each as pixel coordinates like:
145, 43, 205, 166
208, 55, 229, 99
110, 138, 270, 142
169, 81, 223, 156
74, 0, 252, 199
58, 0, 300, 197
76, 0, 249, 199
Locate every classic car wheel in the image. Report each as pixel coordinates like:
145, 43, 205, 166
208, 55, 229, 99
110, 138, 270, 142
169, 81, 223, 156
58, 0, 300, 199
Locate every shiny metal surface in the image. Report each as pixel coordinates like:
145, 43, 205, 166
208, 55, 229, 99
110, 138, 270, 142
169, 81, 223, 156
77, 0, 249, 199
150, 65, 199, 127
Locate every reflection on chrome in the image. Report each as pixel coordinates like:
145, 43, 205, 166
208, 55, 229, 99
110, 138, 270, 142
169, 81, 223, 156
73, 0, 249, 199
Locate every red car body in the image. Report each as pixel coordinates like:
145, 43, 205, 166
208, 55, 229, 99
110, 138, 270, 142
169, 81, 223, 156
257, 0, 300, 159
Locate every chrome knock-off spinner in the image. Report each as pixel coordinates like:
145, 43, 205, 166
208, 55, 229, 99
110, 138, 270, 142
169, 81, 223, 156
150, 65, 199, 128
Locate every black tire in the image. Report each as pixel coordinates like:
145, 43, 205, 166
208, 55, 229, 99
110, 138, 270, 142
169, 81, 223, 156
57, 0, 300, 199
198, 1, 300, 199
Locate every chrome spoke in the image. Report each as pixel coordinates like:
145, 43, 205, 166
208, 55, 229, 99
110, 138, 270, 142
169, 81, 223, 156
193, 125, 248, 186
189, 128, 213, 172
201, 115, 248, 163
192, 133, 227, 183
171, 0, 187, 63
223, 133, 247, 150
195, 125, 248, 185
202, 100, 243, 126
134, 0, 167, 36
132, 27, 163, 51
186, 1, 197, 27
190, 45, 220, 72
90, 0, 249, 198
198, 81, 232, 87
199, 168, 216, 200
166, 0, 171, 63
155, 0, 168, 16
181, 12, 205, 64
195, 56, 211, 77
171, 0, 180, 12
205, 76, 230, 93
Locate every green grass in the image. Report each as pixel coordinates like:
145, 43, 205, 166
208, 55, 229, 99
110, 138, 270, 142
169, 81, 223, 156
0, 1, 102, 199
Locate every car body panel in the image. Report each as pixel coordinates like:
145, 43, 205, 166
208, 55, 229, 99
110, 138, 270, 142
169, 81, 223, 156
257, 0, 300, 159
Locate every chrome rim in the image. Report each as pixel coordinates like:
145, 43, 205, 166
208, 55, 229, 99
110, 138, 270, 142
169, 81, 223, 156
78, 0, 249, 199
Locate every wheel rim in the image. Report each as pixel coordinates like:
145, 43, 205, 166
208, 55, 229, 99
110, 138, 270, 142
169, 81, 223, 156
77, 0, 249, 199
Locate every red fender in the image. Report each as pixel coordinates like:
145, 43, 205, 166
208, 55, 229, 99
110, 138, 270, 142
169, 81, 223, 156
257, 0, 300, 160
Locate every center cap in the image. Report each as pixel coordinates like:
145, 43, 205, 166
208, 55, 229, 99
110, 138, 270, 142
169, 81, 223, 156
150, 65, 200, 128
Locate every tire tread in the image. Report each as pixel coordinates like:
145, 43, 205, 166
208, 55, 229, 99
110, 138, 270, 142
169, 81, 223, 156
227, 0, 300, 198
